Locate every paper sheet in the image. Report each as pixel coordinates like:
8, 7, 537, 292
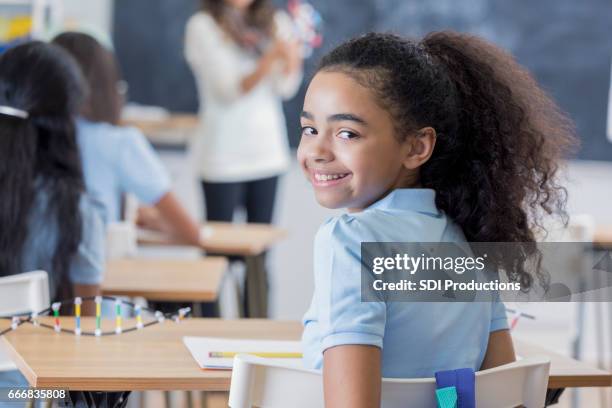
183, 336, 303, 370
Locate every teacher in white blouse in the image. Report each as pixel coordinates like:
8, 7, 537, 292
185, 0, 303, 226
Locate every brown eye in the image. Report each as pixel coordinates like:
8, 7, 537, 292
301, 126, 317, 137
337, 130, 358, 140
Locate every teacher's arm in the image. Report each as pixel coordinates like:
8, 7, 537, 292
270, 12, 304, 99
323, 345, 382, 408
240, 41, 284, 94
185, 14, 283, 101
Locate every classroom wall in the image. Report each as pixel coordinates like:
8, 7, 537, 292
62, 0, 113, 36
564, 160, 612, 224
113, 0, 612, 161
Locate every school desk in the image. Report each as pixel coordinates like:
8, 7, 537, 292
138, 222, 287, 318
121, 113, 197, 150
1, 318, 610, 393
102, 257, 227, 303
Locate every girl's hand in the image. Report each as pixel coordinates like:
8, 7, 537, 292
136, 205, 166, 232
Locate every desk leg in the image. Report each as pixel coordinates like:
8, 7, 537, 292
546, 388, 565, 406
200, 391, 208, 408
67, 391, 131, 408
244, 254, 268, 318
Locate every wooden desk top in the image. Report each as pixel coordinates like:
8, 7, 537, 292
594, 225, 612, 249
138, 222, 287, 256
121, 114, 197, 148
1, 318, 610, 391
514, 336, 612, 388
102, 257, 227, 302
1, 318, 297, 391
122, 114, 198, 134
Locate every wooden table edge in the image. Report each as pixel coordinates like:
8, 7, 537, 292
1, 336, 38, 387
138, 224, 288, 256
100, 288, 219, 303
200, 244, 265, 257
136, 240, 273, 257
33, 377, 231, 392
514, 338, 612, 389
548, 375, 612, 389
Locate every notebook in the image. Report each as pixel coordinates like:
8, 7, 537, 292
183, 336, 303, 370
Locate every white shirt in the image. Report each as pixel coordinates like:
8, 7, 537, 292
185, 11, 302, 182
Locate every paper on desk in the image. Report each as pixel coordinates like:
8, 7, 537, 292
183, 336, 302, 370
137, 227, 169, 242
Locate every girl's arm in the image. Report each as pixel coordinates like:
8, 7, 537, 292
323, 345, 382, 408
138, 192, 201, 246
480, 329, 516, 370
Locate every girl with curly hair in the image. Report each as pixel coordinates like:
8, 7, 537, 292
298, 32, 576, 406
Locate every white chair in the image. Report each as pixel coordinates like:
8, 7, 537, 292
228, 354, 550, 408
0, 270, 50, 372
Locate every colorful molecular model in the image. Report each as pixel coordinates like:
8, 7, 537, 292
506, 308, 535, 330
0, 296, 191, 337
74, 297, 82, 336
287, 0, 323, 58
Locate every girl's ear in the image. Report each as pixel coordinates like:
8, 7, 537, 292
402, 127, 437, 170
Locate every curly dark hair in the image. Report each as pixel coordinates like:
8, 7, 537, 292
0, 41, 85, 289
318, 32, 577, 288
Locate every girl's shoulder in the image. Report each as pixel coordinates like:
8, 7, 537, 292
317, 212, 379, 247
79, 192, 106, 222
185, 11, 233, 48
317, 206, 459, 246
27, 188, 103, 235
78, 119, 146, 148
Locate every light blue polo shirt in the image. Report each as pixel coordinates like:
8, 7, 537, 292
76, 119, 171, 223
302, 188, 509, 378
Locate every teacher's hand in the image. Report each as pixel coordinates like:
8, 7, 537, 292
278, 39, 303, 75
259, 40, 286, 73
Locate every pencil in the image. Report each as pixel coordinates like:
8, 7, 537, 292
208, 351, 302, 358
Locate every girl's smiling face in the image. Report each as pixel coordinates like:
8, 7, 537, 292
297, 70, 430, 211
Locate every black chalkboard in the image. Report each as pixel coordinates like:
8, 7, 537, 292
113, 0, 612, 160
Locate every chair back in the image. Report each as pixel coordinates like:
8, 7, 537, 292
0, 270, 50, 371
228, 354, 550, 408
